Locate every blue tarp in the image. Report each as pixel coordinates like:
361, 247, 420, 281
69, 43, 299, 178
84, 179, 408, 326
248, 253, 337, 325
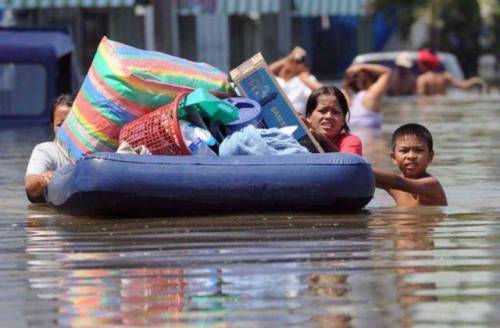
0, 28, 74, 126
0, 28, 74, 61
372, 10, 397, 52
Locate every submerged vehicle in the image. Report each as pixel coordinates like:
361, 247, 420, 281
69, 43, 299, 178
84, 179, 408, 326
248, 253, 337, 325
352, 51, 465, 80
0, 27, 80, 126
46, 152, 375, 217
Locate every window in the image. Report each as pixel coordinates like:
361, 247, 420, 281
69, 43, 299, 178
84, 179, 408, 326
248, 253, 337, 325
0, 63, 47, 116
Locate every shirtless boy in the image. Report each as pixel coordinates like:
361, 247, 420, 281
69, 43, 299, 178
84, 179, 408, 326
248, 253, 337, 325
373, 123, 447, 207
416, 48, 485, 96
388, 51, 416, 96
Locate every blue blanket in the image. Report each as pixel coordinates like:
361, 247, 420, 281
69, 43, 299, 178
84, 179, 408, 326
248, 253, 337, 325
219, 125, 309, 156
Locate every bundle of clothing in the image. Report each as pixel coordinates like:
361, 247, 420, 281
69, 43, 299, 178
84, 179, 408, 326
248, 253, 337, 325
219, 125, 309, 156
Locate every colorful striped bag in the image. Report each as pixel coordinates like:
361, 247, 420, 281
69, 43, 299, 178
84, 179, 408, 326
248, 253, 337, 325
56, 36, 232, 160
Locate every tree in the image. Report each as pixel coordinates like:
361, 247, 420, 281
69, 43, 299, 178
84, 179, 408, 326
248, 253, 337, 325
371, 0, 483, 76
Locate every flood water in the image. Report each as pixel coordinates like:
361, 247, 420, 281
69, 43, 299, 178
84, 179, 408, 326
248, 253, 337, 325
1, 93, 500, 327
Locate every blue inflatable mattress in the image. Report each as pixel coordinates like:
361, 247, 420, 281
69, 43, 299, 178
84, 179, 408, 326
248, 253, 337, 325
46, 152, 374, 216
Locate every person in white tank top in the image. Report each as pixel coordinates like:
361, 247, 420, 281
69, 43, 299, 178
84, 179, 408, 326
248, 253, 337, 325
342, 63, 391, 130
270, 46, 323, 116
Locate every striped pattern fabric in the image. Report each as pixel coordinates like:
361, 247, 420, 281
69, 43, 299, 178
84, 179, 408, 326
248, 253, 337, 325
293, 0, 368, 17
6, 0, 367, 16
178, 0, 280, 16
4, 0, 135, 9
56, 36, 231, 160
177, 0, 366, 16
219, 0, 279, 15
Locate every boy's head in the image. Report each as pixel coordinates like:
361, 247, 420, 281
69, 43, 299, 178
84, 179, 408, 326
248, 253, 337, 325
51, 94, 73, 133
391, 123, 433, 152
390, 123, 434, 178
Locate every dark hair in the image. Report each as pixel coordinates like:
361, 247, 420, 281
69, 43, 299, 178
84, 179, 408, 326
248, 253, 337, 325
305, 85, 350, 133
50, 94, 74, 124
294, 56, 306, 64
344, 70, 376, 93
391, 123, 433, 152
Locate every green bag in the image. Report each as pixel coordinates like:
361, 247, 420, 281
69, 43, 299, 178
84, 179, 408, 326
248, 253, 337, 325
179, 88, 239, 124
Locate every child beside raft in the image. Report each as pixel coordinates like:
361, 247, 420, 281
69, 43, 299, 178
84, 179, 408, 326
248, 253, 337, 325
373, 123, 447, 207
302, 85, 446, 207
25, 95, 73, 203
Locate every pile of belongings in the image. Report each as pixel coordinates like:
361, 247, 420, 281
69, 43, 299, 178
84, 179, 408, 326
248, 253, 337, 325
56, 37, 309, 160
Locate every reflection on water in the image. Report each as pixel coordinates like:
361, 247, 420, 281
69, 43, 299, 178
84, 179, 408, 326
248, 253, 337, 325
368, 208, 444, 327
351, 127, 392, 169
1, 93, 500, 326
24, 214, 373, 326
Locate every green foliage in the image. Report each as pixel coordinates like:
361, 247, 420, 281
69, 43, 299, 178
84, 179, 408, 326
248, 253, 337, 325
371, 0, 431, 39
371, 0, 484, 75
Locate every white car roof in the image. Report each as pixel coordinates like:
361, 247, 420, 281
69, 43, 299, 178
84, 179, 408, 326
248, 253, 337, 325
352, 51, 464, 80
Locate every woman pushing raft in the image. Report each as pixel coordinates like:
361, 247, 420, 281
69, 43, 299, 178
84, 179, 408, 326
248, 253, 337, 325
302, 86, 362, 155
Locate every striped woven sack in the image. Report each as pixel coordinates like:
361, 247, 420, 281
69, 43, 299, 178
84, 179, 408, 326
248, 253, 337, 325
56, 36, 232, 160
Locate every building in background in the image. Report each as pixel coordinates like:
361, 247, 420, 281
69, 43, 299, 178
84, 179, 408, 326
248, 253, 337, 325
3, 0, 144, 82
3, 0, 376, 82
175, 0, 372, 79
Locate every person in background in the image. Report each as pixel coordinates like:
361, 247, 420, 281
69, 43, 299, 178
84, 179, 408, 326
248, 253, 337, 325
270, 46, 322, 116
342, 63, 391, 130
303, 85, 362, 155
388, 51, 416, 96
25, 94, 73, 203
373, 123, 447, 207
416, 48, 486, 96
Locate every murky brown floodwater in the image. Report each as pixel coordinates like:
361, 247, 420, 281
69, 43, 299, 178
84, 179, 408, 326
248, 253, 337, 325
1, 92, 500, 327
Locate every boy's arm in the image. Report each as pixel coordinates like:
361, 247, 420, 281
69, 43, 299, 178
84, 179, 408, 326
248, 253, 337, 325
373, 168, 444, 199
25, 171, 54, 203
25, 143, 56, 203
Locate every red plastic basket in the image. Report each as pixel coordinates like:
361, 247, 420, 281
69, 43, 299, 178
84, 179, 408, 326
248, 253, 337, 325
119, 92, 191, 155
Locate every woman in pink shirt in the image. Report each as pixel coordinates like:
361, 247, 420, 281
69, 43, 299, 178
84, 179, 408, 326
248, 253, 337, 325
303, 86, 362, 155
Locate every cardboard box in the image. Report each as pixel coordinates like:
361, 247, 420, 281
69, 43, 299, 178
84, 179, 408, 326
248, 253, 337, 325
230, 53, 323, 153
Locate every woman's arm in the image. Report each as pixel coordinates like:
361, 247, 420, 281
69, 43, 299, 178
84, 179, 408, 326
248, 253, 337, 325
299, 71, 323, 90
269, 57, 288, 76
269, 46, 307, 76
359, 64, 391, 112
449, 74, 486, 91
345, 63, 390, 78
311, 130, 339, 152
